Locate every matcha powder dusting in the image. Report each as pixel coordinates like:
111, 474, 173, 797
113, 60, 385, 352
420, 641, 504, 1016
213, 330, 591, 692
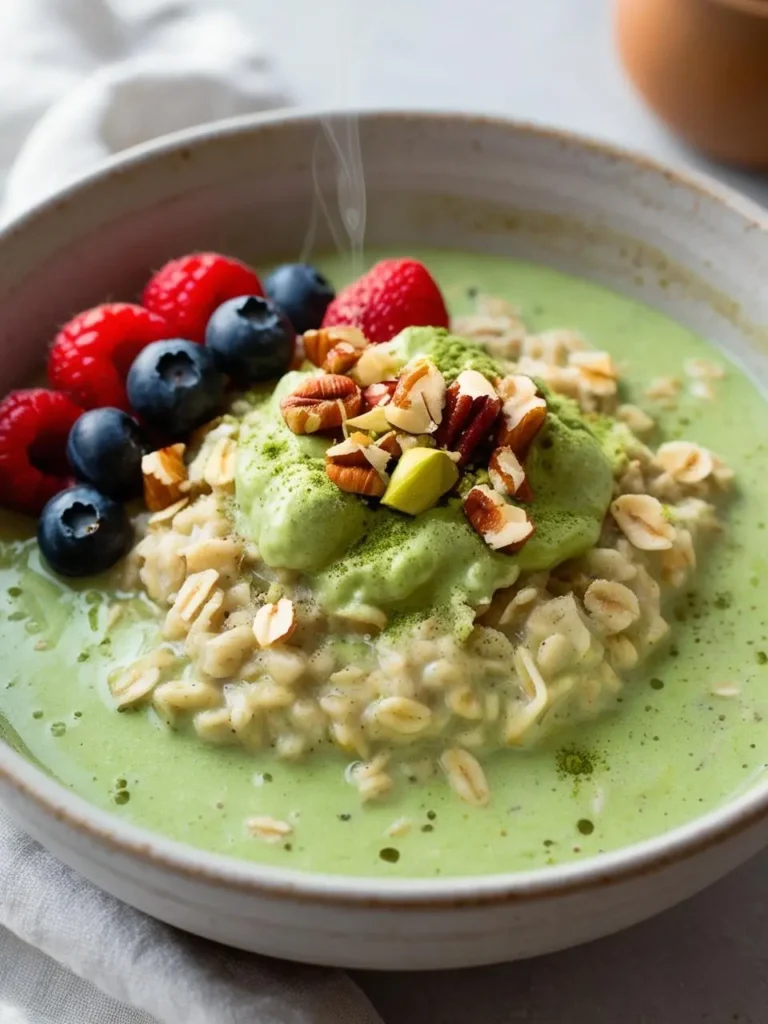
555, 744, 604, 784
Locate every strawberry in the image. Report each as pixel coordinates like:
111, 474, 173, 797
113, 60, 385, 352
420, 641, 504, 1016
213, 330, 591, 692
142, 252, 263, 342
0, 389, 83, 515
48, 303, 172, 411
321, 258, 449, 343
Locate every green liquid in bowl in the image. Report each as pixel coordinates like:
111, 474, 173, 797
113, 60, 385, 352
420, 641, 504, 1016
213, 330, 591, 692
2, 249, 768, 878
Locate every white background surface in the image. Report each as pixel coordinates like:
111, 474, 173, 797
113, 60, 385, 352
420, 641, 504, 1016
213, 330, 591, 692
233, 0, 768, 1020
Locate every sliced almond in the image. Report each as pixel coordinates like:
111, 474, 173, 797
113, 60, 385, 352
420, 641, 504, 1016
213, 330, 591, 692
610, 494, 676, 550
488, 446, 531, 500
326, 435, 391, 479
352, 345, 405, 387
362, 380, 398, 408
496, 375, 547, 457
464, 484, 535, 553
142, 444, 188, 512
253, 597, 297, 647
385, 357, 446, 434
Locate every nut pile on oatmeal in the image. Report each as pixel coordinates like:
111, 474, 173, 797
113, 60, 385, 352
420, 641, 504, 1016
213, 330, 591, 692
0, 253, 734, 812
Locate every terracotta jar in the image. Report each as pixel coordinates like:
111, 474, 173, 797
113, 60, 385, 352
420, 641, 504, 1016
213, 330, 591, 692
615, 0, 768, 167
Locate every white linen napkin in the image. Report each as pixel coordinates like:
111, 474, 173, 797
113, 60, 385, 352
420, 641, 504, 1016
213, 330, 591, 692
0, 0, 381, 1020
0, 0, 286, 223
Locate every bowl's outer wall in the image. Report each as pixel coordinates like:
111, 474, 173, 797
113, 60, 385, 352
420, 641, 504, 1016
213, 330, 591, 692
0, 112, 767, 968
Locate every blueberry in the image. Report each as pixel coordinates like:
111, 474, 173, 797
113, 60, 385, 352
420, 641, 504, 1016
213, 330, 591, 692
38, 485, 132, 577
265, 263, 334, 334
126, 340, 224, 437
66, 408, 147, 500
205, 295, 296, 385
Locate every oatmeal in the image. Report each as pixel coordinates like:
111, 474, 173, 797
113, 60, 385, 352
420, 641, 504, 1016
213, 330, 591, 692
117, 293, 731, 807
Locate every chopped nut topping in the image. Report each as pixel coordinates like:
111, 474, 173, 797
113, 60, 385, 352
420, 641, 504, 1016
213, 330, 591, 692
352, 346, 405, 387
496, 374, 547, 457
142, 444, 188, 512
303, 326, 366, 367
252, 597, 297, 647
326, 462, 387, 497
434, 369, 501, 465
326, 434, 391, 478
385, 357, 446, 435
280, 374, 362, 434
464, 484, 535, 553
323, 340, 364, 375
488, 446, 531, 500
656, 441, 714, 484
583, 579, 641, 634
610, 494, 676, 550
362, 380, 397, 408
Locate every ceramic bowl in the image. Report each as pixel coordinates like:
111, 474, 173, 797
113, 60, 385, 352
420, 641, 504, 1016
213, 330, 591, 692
1, 111, 767, 971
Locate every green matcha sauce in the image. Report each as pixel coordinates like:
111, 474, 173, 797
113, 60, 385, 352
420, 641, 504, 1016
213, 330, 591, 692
2, 248, 768, 878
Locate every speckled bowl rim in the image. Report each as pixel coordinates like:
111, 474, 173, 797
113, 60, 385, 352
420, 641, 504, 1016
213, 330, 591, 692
1, 108, 767, 908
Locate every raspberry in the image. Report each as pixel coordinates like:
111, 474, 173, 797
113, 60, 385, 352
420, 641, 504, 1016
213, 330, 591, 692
0, 389, 83, 515
321, 258, 449, 343
48, 303, 172, 411
142, 252, 263, 342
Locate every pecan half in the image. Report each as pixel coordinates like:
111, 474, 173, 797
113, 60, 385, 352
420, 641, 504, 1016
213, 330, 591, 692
326, 463, 386, 497
280, 374, 362, 433
488, 446, 532, 501
303, 326, 367, 368
142, 443, 188, 512
323, 341, 364, 375
375, 431, 403, 459
434, 369, 501, 466
464, 484, 535, 553
496, 374, 547, 457
384, 357, 446, 435
362, 380, 397, 409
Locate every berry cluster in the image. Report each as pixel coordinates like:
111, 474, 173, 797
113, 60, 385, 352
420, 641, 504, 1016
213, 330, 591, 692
0, 253, 448, 577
